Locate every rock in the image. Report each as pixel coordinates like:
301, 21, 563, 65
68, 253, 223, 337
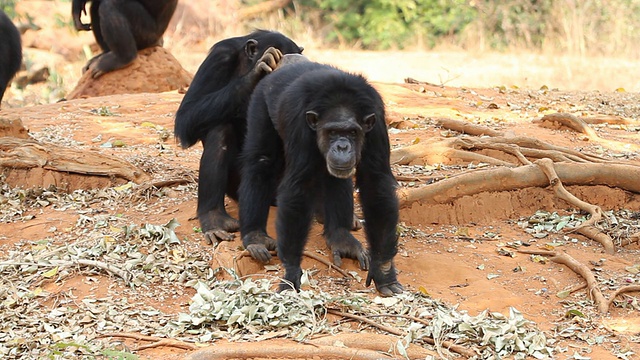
67, 47, 192, 99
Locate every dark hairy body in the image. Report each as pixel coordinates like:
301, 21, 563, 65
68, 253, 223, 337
173, 30, 303, 244
0, 10, 22, 106
239, 60, 404, 296
72, 0, 178, 78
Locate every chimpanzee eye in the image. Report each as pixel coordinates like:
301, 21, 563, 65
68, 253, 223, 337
350, 130, 357, 137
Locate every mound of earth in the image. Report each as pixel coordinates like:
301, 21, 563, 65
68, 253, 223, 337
66, 47, 192, 99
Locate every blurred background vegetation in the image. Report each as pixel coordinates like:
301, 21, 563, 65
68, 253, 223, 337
237, 0, 640, 58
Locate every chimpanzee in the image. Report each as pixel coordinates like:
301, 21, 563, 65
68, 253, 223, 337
173, 30, 303, 244
0, 10, 21, 106
72, 0, 178, 78
239, 60, 404, 296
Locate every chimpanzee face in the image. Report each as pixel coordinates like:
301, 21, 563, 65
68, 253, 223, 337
306, 107, 375, 178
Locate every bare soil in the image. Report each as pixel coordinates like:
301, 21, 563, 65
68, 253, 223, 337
2, 1, 640, 359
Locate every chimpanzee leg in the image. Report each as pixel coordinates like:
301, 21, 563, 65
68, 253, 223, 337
239, 103, 282, 263
89, 1, 108, 51
357, 158, 404, 296
91, 0, 153, 77
276, 173, 314, 291
198, 125, 239, 244
320, 174, 369, 270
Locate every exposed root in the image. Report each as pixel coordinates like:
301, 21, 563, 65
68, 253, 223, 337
518, 249, 609, 314
534, 158, 614, 253
396, 162, 640, 208
435, 117, 504, 137
328, 309, 476, 358
536, 113, 600, 139
607, 285, 640, 309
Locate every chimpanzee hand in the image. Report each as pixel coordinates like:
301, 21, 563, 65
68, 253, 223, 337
199, 210, 240, 245
324, 229, 369, 270
253, 47, 283, 76
242, 231, 277, 263
366, 260, 404, 297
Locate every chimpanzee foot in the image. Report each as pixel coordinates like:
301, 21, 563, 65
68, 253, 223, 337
278, 266, 303, 292
324, 230, 369, 270
242, 231, 277, 263
351, 215, 362, 231
199, 211, 239, 245
366, 260, 404, 297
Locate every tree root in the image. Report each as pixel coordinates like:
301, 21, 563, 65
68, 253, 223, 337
534, 112, 640, 151
328, 309, 476, 358
607, 285, 640, 309
534, 158, 614, 254
396, 162, 640, 208
518, 249, 609, 314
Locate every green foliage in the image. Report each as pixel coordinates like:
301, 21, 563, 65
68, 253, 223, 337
0, 0, 18, 18
298, 0, 477, 49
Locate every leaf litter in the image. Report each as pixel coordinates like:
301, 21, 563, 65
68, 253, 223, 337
0, 180, 569, 359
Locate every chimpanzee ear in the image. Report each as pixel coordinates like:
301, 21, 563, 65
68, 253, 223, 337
245, 39, 258, 59
362, 113, 376, 132
306, 111, 319, 131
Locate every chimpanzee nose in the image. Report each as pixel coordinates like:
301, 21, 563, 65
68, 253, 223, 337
337, 143, 349, 151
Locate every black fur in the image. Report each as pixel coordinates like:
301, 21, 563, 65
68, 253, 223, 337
239, 61, 404, 296
0, 10, 21, 106
174, 30, 303, 244
72, 0, 178, 78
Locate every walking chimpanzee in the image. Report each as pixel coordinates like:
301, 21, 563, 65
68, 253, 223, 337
239, 59, 404, 296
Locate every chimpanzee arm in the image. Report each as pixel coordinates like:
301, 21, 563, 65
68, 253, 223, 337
174, 42, 282, 148
72, 0, 91, 31
356, 123, 404, 297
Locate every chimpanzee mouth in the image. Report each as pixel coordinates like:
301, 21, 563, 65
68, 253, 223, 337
328, 165, 356, 179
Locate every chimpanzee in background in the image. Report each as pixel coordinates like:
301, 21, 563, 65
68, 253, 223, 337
174, 30, 303, 245
239, 60, 404, 296
0, 9, 22, 106
72, 0, 178, 78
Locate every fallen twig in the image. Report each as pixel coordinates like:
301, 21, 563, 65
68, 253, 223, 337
98, 332, 197, 351
235, 250, 351, 278
0, 259, 132, 284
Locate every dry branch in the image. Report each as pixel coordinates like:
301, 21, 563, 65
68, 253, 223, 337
99, 332, 198, 351
187, 342, 394, 360
234, 250, 350, 278
518, 250, 609, 314
397, 162, 640, 208
0, 137, 149, 183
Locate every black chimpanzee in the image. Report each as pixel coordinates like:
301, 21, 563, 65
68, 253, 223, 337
72, 0, 178, 78
0, 10, 22, 106
173, 30, 303, 244
239, 60, 404, 296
